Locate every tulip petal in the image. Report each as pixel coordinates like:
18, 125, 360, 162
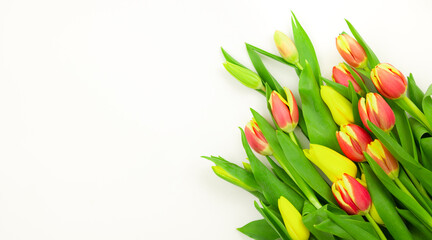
342, 174, 371, 212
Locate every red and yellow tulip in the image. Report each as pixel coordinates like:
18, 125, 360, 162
269, 88, 299, 133
366, 139, 399, 180
332, 63, 364, 94
371, 63, 407, 99
336, 124, 373, 162
332, 173, 372, 215
359, 93, 395, 132
336, 34, 367, 68
244, 119, 273, 155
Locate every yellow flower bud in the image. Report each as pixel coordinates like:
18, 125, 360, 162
303, 144, 357, 182
320, 85, 354, 126
278, 196, 310, 240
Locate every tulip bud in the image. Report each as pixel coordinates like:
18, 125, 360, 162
274, 31, 300, 66
269, 88, 299, 133
303, 144, 357, 182
332, 173, 372, 215
332, 63, 364, 94
320, 85, 354, 126
370, 203, 384, 225
212, 166, 258, 192
366, 139, 399, 180
245, 119, 273, 156
359, 93, 395, 132
336, 34, 367, 68
223, 62, 264, 90
371, 63, 407, 99
336, 124, 373, 162
278, 196, 310, 240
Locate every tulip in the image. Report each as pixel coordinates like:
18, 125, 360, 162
371, 63, 407, 99
336, 124, 373, 162
332, 63, 364, 94
278, 196, 310, 240
244, 119, 273, 155
336, 34, 367, 68
274, 31, 300, 66
212, 166, 258, 192
269, 88, 299, 133
303, 144, 357, 182
370, 203, 384, 225
332, 173, 371, 215
223, 61, 264, 90
359, 93, 395, 132
366, 139, 399, 180
320, 85, 354, 126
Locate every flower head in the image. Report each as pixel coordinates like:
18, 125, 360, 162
359, 93, 395, 132
332, 173, 372, 215
371, 63, 407, 99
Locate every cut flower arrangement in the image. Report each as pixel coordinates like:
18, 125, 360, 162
203, 13, 432, 240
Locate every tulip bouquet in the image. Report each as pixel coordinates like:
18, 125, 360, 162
203, 13, 432, 240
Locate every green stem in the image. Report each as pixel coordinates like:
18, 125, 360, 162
295, 62, 303, 71
365, 212, 387, 240
395, 177, 415, 199
406, 169, 432, 202
396, 96, 432, 134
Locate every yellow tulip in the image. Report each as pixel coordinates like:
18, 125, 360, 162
370, 203, 384, 225
278, 196, 310, 240
303, 144, 357, 182
320, 85, 354, 126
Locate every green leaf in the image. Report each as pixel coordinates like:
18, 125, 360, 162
410, 118, 432, 171
297, 107, 309, 138
240, 128, 304, 211
299, 63, 340, 152
251, 109, 317, 208
238, 219, 280, 240
368, 121, 432, 196
362, 164, 412, 240
246, 44, 284, 96
365, 152, 432, 231
398, 168, 432, 215
423, 84, 432, 127
266, 156, 305, 199
344, 62, 369, 94
348, 82, 362, 126
221, 47, 246, 68
389, 101, 417, 160
276, 131, 336, 205
345, 20, 380, 68
314, 219, 354, 240
245, 43, 296, 69
203, 156, 261, 191
254, 201, 292, 240
325, 210, 379, 240
302, 203, 336, 240
291, 12, 321, 83
408, 74, 424, 111
397, 208, 432, 239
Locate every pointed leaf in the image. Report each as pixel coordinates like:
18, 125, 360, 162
345, 20, 380, 68
408, 74, 424, 111
291, 13, 321, 84
277, 131, 336, 204
299, 63, 340, 152
363, 164, 413, 240
238, 219, 281, 240
246, 44, 284, 96
241, 128, 304, 210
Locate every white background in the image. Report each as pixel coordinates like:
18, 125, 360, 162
0, 0, 431, 239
